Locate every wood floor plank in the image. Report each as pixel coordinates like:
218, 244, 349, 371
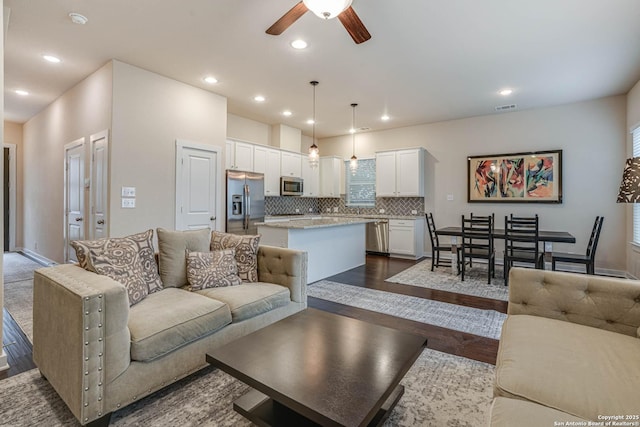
0, 307, 36, 380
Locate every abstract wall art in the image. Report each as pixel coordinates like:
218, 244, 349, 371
468, 150, 562, 203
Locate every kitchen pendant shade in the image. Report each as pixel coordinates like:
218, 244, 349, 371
617, 157, 640, 202
350, 103, 358, 175
308, 80, 319, 168
303, 0, 353, 19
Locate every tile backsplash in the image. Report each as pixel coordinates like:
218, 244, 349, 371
266, 195, 424, 216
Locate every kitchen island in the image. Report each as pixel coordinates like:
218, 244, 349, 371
257, 217, 373, 284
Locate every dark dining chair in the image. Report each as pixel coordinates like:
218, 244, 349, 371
503, 214, 544, 285
551, 216, 604, 275
426, 213, 461, 273
461, 214, 495, 284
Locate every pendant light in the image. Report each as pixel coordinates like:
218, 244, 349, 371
308, 81, 320, 169
349, 103, 358, 176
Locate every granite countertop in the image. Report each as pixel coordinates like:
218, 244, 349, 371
257, 217, 375, 229
264, 213, 423, 221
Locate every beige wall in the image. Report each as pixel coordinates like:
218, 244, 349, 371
626, 79, 640, 276
4, 121, 24, 247
22, 62, 113, 263
320, 96, 627, 271
110, 60, 227, 237
227, 113, 271, 146
1, 3, 5, 370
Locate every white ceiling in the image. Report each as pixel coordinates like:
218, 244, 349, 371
5, 0, 640, 138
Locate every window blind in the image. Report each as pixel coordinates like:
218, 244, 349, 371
633, 126, 640, 243
344, 158, 376, 207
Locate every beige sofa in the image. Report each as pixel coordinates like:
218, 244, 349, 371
33, 245, 307, 426
490, 267, 640, 425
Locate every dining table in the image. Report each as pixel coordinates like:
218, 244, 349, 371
435, 226, 576, 244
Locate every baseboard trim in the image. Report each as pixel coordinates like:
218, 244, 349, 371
0, 350, 9, 372
16, 247, 58, 267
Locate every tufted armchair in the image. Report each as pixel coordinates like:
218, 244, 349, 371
490, 267, 640, 426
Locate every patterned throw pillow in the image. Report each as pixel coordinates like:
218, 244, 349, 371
71, 230, 163, 293
186, 249, 242, 291
89, 249, 150, 306
210, 231, 260, 282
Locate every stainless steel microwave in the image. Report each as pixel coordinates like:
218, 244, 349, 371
280, 176, 303, 196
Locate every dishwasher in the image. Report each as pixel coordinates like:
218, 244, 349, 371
366, 219, 389, 254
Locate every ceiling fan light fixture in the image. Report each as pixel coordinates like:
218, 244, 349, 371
303, 0, 353, 19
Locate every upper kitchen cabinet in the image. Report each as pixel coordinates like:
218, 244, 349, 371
319, 156, 341, 198
375, 148, 425, 197
281, 151, 302, 178
301, 156, 320, 197
254, 145, 281, 196
226, 140, 254, 171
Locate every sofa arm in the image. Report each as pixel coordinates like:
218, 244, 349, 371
508, 267, 640, 337
257, 245, 308, 304
33, 264, 131, 425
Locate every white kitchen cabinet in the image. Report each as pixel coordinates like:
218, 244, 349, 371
319, 156, 341, 198
302, 156, 320, 197
254, 145, 281, 196
281, 151, 302, 177
226, 140, 254, 171
375, 148, 425, 197
389, 218, 425, 259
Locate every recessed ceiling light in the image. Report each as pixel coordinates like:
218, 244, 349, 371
254, 95, 266, 102
291, 39, 308, 49
15, 90, 29, 96
499, 89, 513, 96
381, 115, 390, 121
349, 128, 356, 134
203, 76, 218, 84
306, 119, 315, 125
42, 54, 61, 63
68, 12, 88, 25
282, 110, 292, 116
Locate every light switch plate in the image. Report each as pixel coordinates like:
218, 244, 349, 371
121, 187, 136, 197
447, 194, 454, 201
122, 198, 135, 208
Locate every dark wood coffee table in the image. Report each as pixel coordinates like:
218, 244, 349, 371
206, 308, 426, 427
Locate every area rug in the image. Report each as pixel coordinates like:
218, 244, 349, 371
385, 259, 509, 301
0, 347, 494, 426
4, 279, 34, 340
308, 280, 506, 340
3, 252, 43, 284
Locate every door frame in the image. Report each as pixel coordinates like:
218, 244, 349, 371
63, 137, 86, 263
174, 139, 224, 231
3, 143, 16, 251
89, 129, 109, 239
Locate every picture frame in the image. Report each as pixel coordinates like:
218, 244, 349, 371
467, 149, 562, 203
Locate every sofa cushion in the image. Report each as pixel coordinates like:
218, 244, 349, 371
495, 315, 640, 420
490, 397, 587, 427
90, 249, 149, 306
157, 228, 211, 288
186, 249, 242, 290
128, 288, 231, 361
196, 282, 290, 322
71, 229, 163, 293
210, 231, 260, 282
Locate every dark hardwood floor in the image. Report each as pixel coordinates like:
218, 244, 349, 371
0, 253, 504, 381
310, 254, 503, 365
1, 308, 36, 380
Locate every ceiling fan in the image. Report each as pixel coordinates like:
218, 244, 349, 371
266, 0, 372, 44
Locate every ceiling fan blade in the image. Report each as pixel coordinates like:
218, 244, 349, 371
266, 1, 309, 35
337, 6, 371, 44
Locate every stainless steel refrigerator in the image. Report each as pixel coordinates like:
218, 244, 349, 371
226, 170, 265, 235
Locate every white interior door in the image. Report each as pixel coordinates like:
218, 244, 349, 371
64, 138, 85, 262
175, 140, 221, 230
90, 130, 109, 239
